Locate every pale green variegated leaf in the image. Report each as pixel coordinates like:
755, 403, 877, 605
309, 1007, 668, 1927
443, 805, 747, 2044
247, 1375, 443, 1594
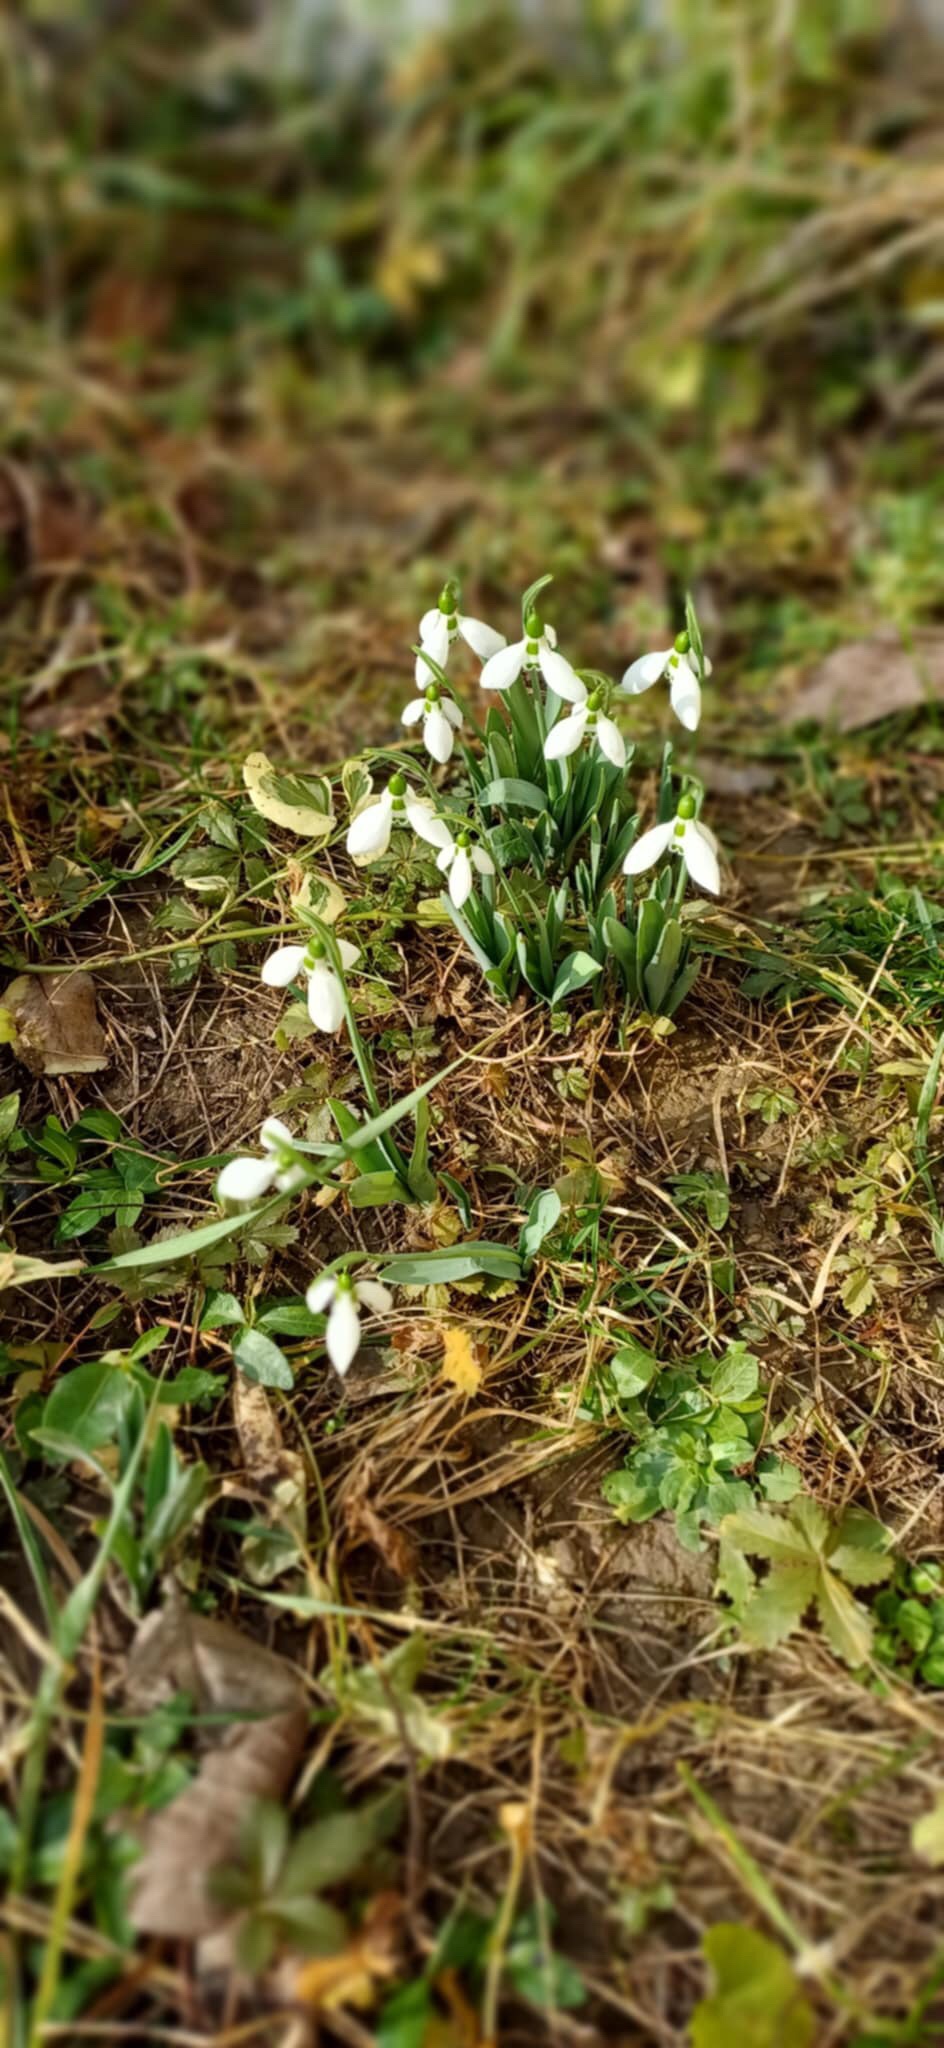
0, 1250, 85, 1289
827, 1543, 893, 1589
243, 752, 334, 840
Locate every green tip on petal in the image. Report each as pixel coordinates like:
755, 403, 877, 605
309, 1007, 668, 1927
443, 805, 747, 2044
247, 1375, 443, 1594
677, 792, 696, 820
335, 1269, 354, 1294
524, 609, 542, 639
674, 630, 691, 654
389, 772, 406, 796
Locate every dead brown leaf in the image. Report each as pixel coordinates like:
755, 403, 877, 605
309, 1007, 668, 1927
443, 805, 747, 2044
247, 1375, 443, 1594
344, 1463, 417, 1580
1, 971, 108, 1076
126, 1597, 307, 1940
231, 1375, 309, 1585
789, 631, 944, 731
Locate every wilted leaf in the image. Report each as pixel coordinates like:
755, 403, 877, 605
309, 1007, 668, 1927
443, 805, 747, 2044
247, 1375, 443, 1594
344, 1465, 417, 1581
790, 632, 944, 733
232, 1375, 308, 1585
0, 1251, 85, 1289
243, 751, 334, 840
438, 1325, 484, 1396
126, 1598, 307, 1940
1, 971, 107, 1076
326, 1634, 453, 1761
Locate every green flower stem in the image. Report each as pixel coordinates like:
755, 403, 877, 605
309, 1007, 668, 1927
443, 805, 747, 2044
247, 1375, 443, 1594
316, 925, 412, 1191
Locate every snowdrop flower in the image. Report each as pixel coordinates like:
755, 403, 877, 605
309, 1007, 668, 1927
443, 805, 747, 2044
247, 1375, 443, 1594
411, 810, 495, 909
217, 1117, 307, 1203
543, 691, 626, 768
400, 683, 463, 765
261, 934, 360, 1032
620, 630, 709, 732
480, 607, 586, 706
415, 580, 506, 684
305, 1269, 393, 1376
623, 792, 721, 895
346, 772, 436, 862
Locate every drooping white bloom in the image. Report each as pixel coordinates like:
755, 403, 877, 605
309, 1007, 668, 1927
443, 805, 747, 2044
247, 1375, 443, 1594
217, 1116, 307, 1203
305, 1269, 394, 1376
415, 582, 506, 684
261, 935, 361, 1032
620, 631, 710, 732
543, 692, 626, 767
480, 608, 585, 706
623, 794, 721, 895
400, 685, 464, 765
410, 810, 495, 909
345, 773, 436, 862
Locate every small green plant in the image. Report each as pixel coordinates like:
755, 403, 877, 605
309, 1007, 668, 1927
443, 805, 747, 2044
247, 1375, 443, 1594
209, 1786, 403, 1974
599, 1339, 800, 1551
718, 1499, 893, 1667
871, 1560, 944, 1688
5, 1108, 167, 1245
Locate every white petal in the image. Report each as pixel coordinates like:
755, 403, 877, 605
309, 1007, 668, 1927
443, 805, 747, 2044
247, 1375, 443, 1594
435, 844, 454, 873
346, 793, 392, 859
682, 820, 721, 895
327, 1291, 361, 1374
415, 611, 450, 684
623, 820, 676, 876
418, 607, 441, 641
424, 708, 454, 764
538, 643, 586, 705
471, 846, 495, 875
336, 936, 361, 970
442, 697, 463, 729
544, 708, 586, 760
458, 615, 506, 661
261, 944, 306, 988
306, 1274, 337, 1313
620, 649, 670, 695
260, 1116, 294, 1152
543, 623, 558, 648
480, 639, 526, 691
669, 656, 701, 732
401, 698, 426, 726
307, 965, 345, 1032
596, 715, 626, 767
403, 797, 434, 834
217, 1155, 277, 1202
450, 847, 473, 907
410, 808, 454, 851
354, 1280, 393, 1315
276, 1162, 308, 1193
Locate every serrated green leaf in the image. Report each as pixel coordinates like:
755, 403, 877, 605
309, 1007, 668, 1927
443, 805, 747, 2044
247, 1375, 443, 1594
233, 1327, 294, 1390
740, 1564, 818, 1649
815, 1572, 873, 1667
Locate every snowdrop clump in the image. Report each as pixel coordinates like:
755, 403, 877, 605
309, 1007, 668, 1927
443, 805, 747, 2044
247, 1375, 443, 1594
219, 576, 729, 1379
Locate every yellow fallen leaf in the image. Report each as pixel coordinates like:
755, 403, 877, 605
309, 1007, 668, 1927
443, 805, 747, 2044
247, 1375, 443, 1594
242, 751, 334, 840
292, 1894, 400, 2010
438, 1326, 484, 1395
